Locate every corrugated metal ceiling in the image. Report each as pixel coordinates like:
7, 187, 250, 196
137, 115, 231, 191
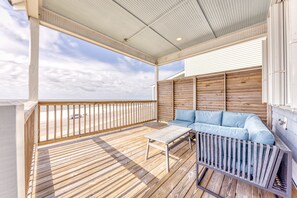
41, 0, 271, 58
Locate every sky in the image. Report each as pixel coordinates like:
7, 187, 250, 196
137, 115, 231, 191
0, 0, 184, 100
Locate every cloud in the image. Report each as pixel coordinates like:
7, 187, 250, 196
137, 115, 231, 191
0, 0, 184, 100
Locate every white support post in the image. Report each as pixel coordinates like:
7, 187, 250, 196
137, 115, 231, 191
262, 39, 268, 103
29, 17, 39, 101
154, 65, 159, 121
0, 104, 25, 198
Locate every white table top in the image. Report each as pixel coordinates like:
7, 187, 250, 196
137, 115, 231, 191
145, 125, 192, 144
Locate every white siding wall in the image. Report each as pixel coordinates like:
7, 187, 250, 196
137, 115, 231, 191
184, 38, 263, 76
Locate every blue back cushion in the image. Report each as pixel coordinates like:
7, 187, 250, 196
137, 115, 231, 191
175, 109, 195, 123
222, 112, 253, 128
244, 115, 275, 145
195, 110, 222, 125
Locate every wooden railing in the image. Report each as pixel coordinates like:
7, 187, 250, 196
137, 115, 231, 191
38, 100, 157, 144
24, 102, 37, 196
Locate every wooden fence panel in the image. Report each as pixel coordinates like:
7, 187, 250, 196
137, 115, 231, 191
157, 67, 267, 123
157, 80, 174, 121
174, 78, 193, 117
197, 74, 225, 110
226, 69, 267, 122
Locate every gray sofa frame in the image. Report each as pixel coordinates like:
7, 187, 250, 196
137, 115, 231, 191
196, 131, 292, 198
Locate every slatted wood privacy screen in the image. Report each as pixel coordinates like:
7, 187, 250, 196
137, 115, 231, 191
157, 67, 267, 123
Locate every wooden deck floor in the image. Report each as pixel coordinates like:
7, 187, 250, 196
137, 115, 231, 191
31, 122, 294, 198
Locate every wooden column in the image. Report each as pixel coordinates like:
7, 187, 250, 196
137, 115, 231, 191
29, 17, 39, 101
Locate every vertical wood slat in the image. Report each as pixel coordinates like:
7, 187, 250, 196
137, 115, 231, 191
46, 105, 49, 141
102, 103, 104, 130
54, 105, 56, 139
98, 104, 100, 131
84, 105, 86, 133
89, 104, 91, 133
67, 105, 69, 137
79, 105, 81, 134
112, 104, 115, 128
60, 105, 63, 138
73, 105, 75, 135
116, 104, 118, 128
94, 104, 96, 132
38, 105, 40, 143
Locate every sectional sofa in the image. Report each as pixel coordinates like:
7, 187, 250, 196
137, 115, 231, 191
168, 109, 291, 197
168, 109, 274, 145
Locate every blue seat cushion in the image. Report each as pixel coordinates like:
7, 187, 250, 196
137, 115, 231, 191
168, 120, 193, 128
244, 115, 275, 145
189, 123, 249, 140
222, 112, 253, 128
195, 110, 222, 125
175, 109, 195, 122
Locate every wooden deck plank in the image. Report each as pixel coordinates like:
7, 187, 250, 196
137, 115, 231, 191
202, 171, 225, 198
219, 176, 237, 198
31, 123, 292, 198
184, 169, 214, 198
149, 152, 196, 197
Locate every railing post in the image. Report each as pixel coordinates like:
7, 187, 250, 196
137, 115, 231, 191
155, 65, 159, 121
0, 103, 25, 198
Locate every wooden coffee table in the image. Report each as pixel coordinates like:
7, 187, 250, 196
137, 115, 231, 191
144, 125, 192, 172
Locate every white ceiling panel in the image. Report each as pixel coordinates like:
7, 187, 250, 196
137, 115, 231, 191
126, 28, 179, 57
114, 0, 184, 24
198, 0, 270, 37
151, 0, 215, 49
42, 0, 145, 42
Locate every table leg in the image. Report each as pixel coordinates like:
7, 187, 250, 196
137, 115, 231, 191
165, 144, 169, 172
188, 132, 192, 150
145, 139, 150, 160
